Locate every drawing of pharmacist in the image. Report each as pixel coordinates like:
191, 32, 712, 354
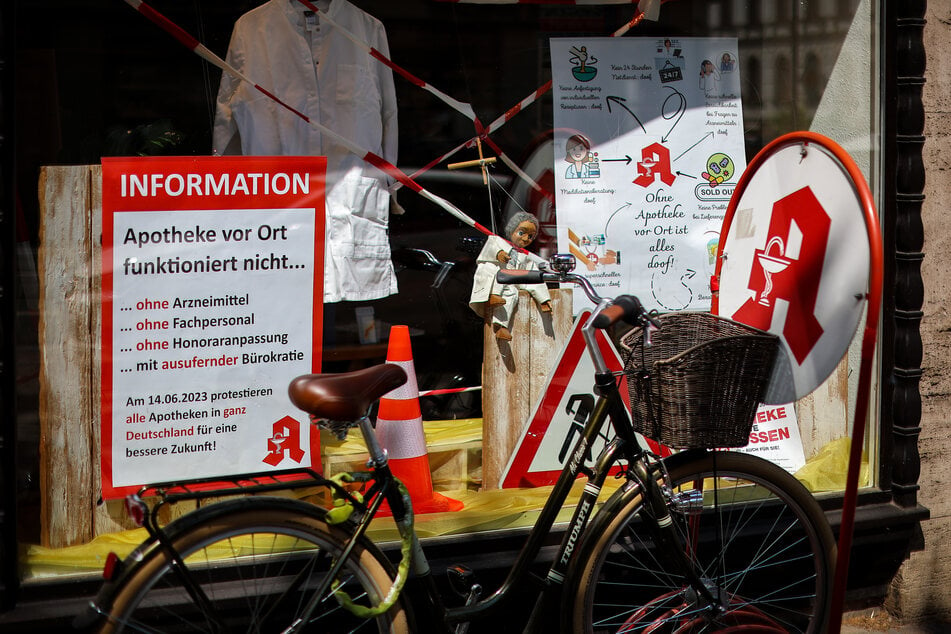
699, 59, 720, 92
564, 134, 600, 179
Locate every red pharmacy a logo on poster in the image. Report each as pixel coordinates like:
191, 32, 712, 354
263, 416, 305, 466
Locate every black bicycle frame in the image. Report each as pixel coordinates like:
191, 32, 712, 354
442, 368, 646, 627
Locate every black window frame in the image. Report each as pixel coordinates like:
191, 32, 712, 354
0, 0, 931, 623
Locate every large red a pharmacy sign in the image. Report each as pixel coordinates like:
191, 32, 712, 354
713, 138, 872, 404
100, 156, 325, 498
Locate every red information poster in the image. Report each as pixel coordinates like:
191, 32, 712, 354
100, 156, 325, 498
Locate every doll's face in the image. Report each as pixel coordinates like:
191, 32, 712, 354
511, 220, 538, 248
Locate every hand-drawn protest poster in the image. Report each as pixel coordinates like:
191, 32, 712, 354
101, 156, 325, 498
551, 37, 745, 313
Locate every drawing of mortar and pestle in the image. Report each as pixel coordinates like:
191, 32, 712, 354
569, 45, 598, 82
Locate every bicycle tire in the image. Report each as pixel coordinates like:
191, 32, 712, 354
97, 496, 411, 633
565, 450, 835, 634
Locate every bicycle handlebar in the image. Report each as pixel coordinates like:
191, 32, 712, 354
494, 266, 604, 305
496, 269, 544, 285
591, 295, 658, 330
494, 256, 660, 332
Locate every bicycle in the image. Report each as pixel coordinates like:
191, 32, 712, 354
75, 253, 835, 633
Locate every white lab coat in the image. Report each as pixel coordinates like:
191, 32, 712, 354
213, 0, 399, 302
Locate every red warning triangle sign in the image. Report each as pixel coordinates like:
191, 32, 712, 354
499, 311, 670, 489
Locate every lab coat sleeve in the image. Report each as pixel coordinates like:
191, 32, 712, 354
469, 236, 505, 313
374, 22, 398, 187
476, 235, 507, 265
212, 26, 246, 156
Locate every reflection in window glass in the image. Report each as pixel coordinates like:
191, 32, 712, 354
748, 1, 762, 26
803, 52, 823, 107
774, 55, 793, 105
731, 0, 748, 27
708, 3, 723, 29
13, 0, 880, 578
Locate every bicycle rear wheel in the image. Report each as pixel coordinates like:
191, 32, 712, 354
98, 497, 410, 633
567, 450, 834, 633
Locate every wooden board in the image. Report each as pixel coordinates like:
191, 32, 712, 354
38, 165, 98, 547
39, 165, 155, 547
481, 288, 573, 489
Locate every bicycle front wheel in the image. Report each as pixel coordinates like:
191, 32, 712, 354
568, 450, 834, 633
99, 497, 410, 633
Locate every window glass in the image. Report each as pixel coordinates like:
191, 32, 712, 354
13, 0, 878, 579
731, 1, 749, 27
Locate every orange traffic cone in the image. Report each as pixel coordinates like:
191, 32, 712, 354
375, 325, 463, 515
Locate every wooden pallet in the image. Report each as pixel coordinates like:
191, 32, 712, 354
321, 418, 483, 492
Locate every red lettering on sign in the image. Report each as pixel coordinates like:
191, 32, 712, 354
757, 407, 787, 423
732, 187, 830, 363
748, 426, 790, 445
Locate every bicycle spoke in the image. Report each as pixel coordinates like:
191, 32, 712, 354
571, 452, 833, 634
101, 502, 408, 633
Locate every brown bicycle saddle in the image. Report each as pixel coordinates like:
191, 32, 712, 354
287, 364, 408, 421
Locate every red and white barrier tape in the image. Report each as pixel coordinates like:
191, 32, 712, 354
121, 0, 543, 263
122, 0, 669, 256
419, 386, 482, 397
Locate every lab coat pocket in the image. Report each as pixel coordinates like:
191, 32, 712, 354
327, 174, 393, 296
329, 174, 391, 259
336, 64, 384, 153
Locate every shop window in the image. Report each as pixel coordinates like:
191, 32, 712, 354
776, 2, 793, 22
730, 0, 747, 27
801, 0, 816, 22
707, 2, 723, 29
8, 0, 892, 589
747, 55, 763, 102
748, 0, 762, 26
803, 51, 824, 107
774, 54, 793, 106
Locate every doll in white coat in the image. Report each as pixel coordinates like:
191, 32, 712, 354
469, 212, 551, 341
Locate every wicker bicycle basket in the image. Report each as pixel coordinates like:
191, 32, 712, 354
619, 312, 779, 449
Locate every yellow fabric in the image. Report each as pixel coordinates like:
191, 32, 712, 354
364, 479, 623, 542
321, 418, 482, 456
22, 480, 616, 579
20, 419, 868, 580
26, 528, 149, 577
794, 436, 869, 492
